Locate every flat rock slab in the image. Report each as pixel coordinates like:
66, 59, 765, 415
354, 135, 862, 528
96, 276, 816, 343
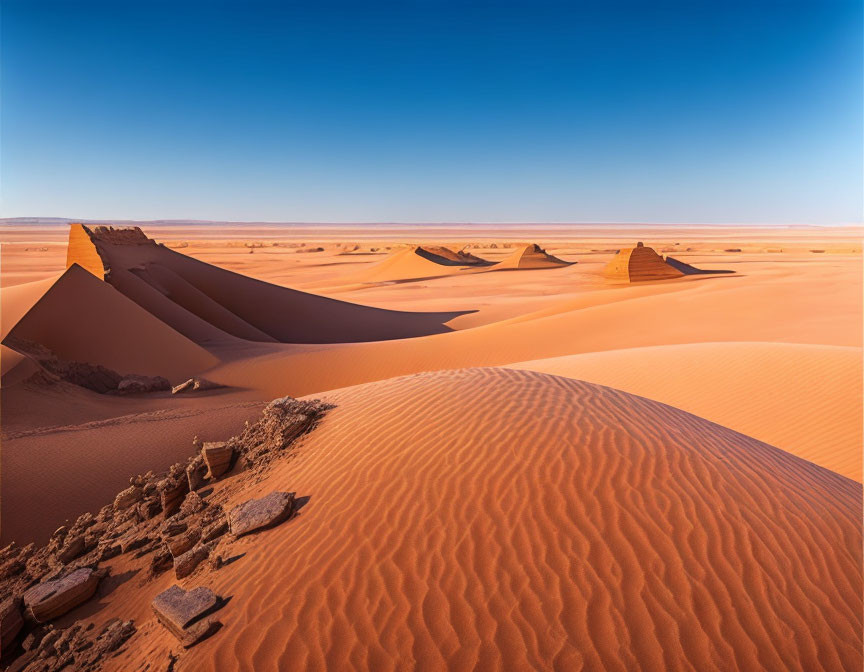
174, 545, 209, 580
152, 585, 220, 641
23, 568, 100, 623
202, 442, 234, 479
229, 492, 295, 538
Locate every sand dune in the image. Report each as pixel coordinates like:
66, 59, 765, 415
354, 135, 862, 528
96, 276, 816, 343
3, 264, 218, 380
509, 342, 862, 481
493, 242, 572, 269
72, 226, 464, 344
98, 368, 861, 671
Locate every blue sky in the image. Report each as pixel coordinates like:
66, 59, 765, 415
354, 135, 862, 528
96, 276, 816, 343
2, 1, 861, 223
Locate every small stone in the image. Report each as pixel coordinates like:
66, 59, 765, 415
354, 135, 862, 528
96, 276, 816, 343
174, 545, 209, 579
208, 554, 223, 571
181, 617, 221, 648
229, 491, 295, 538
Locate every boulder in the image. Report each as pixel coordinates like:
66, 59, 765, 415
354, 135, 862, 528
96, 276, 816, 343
173, 545, 209, 580
0, 596, 24, 650
160, 479, 189, 518
178, 491, 205, 517
136, 497, 162, 521
151, 585, 220, 640
186, 456, 207, 492
23, 568, 101, 623
229, 492, 295, 538
165, 529, 200, 559
161, 520, 188, 538
202, 442, 234, 479
201, 519, 228, 545
113, 485, 143, 511
56, 535, 86, 564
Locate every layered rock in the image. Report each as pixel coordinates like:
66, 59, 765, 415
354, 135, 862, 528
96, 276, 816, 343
23, 568, 102, 623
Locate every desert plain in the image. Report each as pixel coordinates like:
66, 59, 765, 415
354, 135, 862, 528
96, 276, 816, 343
0, 220, 861, 671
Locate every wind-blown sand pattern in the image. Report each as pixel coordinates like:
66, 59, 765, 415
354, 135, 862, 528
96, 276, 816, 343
99, 368, 861, 671
509, 342, 863, 481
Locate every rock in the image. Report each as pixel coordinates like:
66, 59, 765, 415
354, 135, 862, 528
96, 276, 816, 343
113, 485, 143, 511
202, 442, 234, 479
178, 491, 205, 517
136, 497, 162, 520
6, 650, 37, 672
200, 519, 228, 544
173, 545, 209, 579
120, 535, 152, 554
208, 554, 224, 571
1, 595, 24, 650
147, 550, 174, 579
165, 529, 200, 559
180, 617, 221, 648
186, 456, 207, 491
229, 492, 295, 538
21, 625, 47, 651
116, 374, 171, 394
171, 377, 224, 395
99, 543, 122, 561
50, 526, 68, 543
151, 585, 220, 640
160, 479, 189, 518
161, 520, 188, 538
56, 535, 86, 564
23, 568, 101, 623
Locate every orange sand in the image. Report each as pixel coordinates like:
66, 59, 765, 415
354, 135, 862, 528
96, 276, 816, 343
84, 369, 863, 671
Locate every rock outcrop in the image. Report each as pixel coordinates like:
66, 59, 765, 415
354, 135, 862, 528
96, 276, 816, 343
202, 442, 235, 479
171, 377, 224, 394
603, 242, 684, 282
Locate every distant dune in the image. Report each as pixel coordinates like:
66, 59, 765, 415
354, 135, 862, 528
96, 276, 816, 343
101, 368, 861, 671
492, 242, 572, 269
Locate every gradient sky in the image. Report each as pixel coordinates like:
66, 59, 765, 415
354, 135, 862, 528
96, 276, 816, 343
2, 1, 861, 223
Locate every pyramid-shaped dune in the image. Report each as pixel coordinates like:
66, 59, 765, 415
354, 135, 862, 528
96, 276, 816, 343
60, 224, 466, 344
603, 242, 684, 282
3, 264, 218, 379
494, 243, 572, 270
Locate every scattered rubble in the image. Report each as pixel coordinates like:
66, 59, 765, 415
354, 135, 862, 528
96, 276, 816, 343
116, 374, 171, 394
0, 393, 333, 664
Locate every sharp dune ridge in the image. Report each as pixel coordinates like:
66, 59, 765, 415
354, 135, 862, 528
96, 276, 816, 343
100, 368, 861, 671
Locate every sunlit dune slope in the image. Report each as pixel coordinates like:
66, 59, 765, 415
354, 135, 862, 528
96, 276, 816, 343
509, 342, 863, 481
3, 264, 218, 380
77, 226, 464, 343
118, 368, 861, 672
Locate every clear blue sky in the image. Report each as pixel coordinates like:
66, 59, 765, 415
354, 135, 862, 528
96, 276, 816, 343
2, 1, 861, 224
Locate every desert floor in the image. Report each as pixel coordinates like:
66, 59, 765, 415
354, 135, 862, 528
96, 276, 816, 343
0, 223, 861, 671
